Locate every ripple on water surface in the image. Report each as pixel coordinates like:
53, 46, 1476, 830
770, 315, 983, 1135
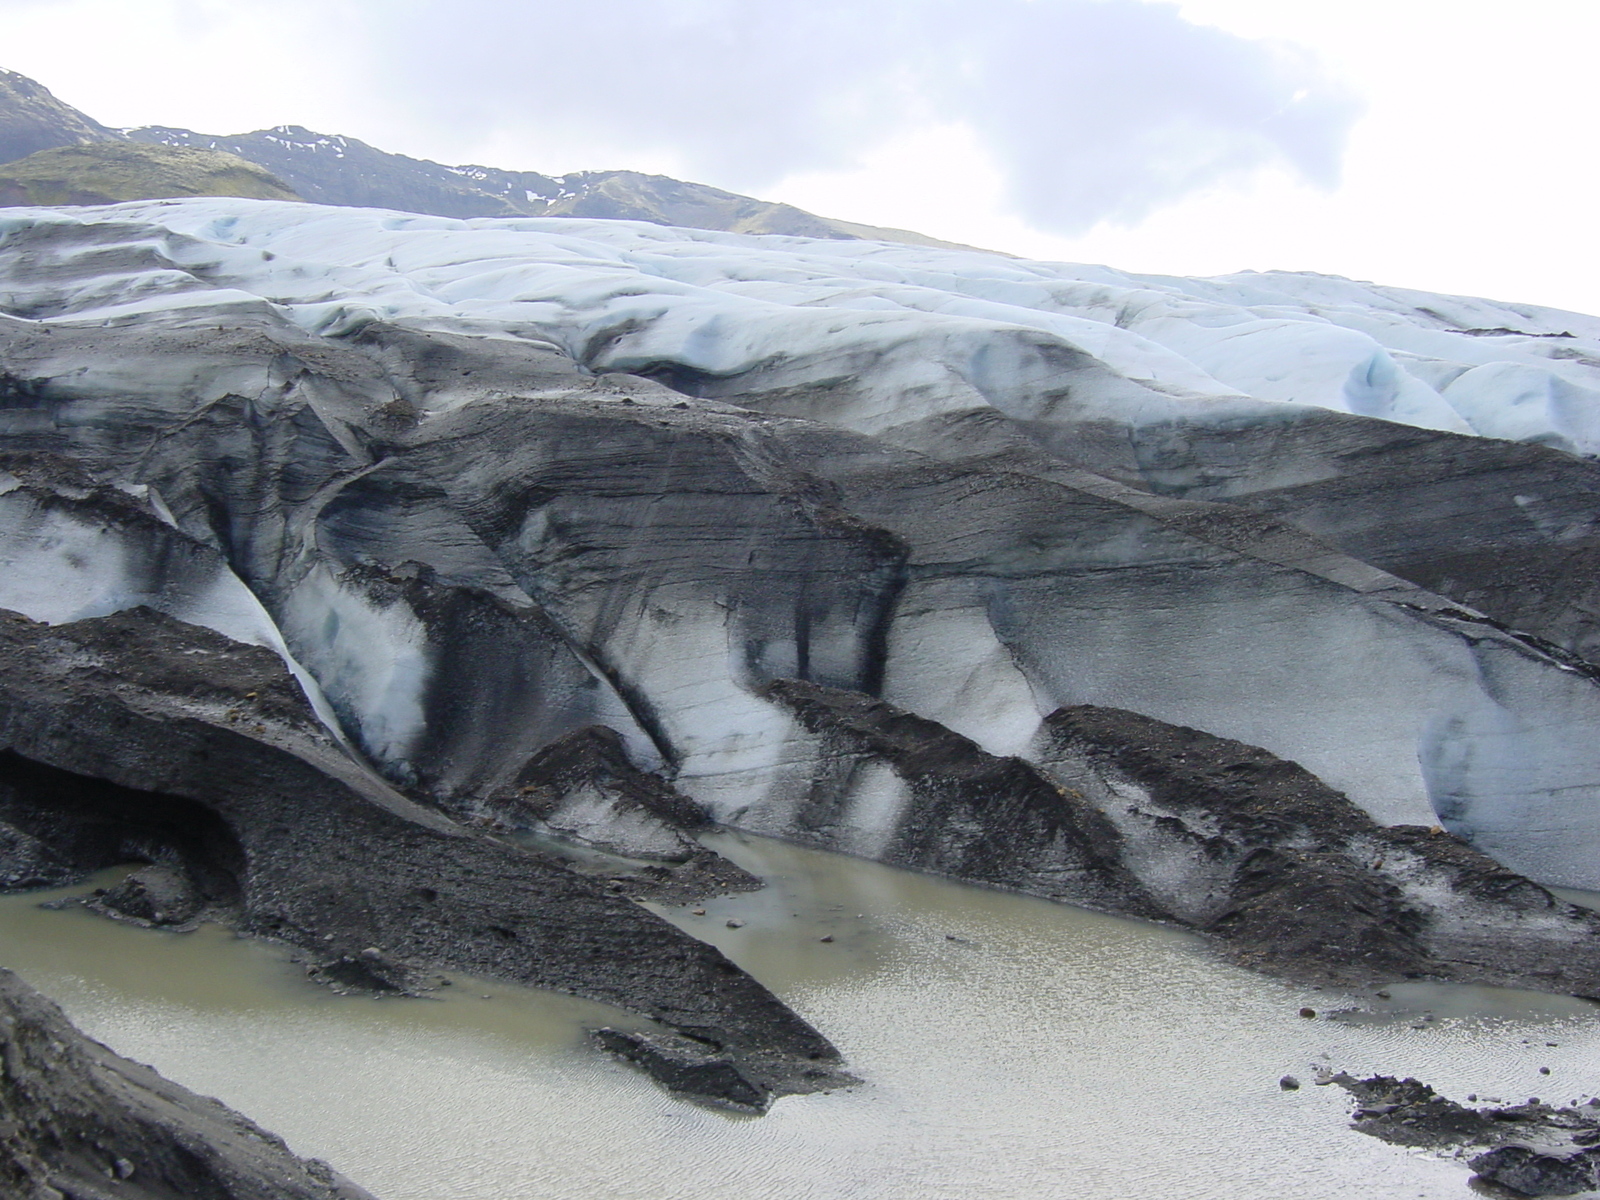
3, 835, 1598, 1200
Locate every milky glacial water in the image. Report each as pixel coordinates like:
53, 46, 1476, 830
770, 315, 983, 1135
4, 833, 1600, 1200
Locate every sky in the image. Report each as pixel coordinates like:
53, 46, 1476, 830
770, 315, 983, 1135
4, 0, 1598, 314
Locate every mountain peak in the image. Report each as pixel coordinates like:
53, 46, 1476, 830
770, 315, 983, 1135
0, 68, 115, 165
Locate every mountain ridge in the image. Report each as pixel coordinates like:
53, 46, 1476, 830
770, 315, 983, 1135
0, 67, 988, 251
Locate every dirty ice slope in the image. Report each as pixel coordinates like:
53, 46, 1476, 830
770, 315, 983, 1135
1, 199, 1599, 901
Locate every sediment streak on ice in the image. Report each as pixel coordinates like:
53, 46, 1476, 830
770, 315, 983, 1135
6, 199, 1600, 887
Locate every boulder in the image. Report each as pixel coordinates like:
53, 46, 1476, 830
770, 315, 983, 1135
89, 864, 203, 927
1470, 1146, 1600, 1197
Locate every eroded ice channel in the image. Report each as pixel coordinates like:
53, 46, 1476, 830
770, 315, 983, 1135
4, 835, 1598, 1200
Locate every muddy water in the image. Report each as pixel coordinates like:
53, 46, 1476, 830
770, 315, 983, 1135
4, 833, 1599, 1200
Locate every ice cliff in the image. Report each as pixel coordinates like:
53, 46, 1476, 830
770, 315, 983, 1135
3, 198, 1600, 1016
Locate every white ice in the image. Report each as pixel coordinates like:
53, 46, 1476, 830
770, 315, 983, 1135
6, 200, 1599, 452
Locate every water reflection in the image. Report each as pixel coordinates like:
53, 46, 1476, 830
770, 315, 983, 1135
2, 833, 1596, 1199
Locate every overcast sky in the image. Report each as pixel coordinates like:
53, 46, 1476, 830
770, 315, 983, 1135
5, 0, 1598, 314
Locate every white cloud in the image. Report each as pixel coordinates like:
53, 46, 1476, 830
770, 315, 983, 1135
919, 1, 1359, 231
348, 0, 1360, 235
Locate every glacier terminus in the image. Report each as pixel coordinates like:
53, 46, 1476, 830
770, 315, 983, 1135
4, 199, 1600, 1140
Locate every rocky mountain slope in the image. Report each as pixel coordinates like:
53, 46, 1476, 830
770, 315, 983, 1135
0, 67, 972, 248
5, 192, 1600, 1158
0, 68, 114, 164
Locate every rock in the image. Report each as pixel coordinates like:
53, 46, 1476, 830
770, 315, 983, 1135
0, 966, 373, 1199
87, 864, 203, 926
1470, 1146, 1600, 1196
1280, 1075, 1300, 1090
479, 727, 763, 903
0, 819, 77, 891
485, 726, 713, 864
590, 1028, 853, 1114
726, 918, 745, 929
1330, 1070, 1600, 1194
591, 1029, 772, 1113
306, 950, 416, 996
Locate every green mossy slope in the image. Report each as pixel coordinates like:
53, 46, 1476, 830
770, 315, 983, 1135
0, 142, 299, 206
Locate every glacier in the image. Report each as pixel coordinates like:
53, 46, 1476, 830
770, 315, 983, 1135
2, 198, 1600, 1021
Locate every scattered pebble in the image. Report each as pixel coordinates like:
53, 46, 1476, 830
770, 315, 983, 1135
726, 918, 744, 929
819, 935, 834, 943
1375, 990, 1391, 999
1279, 1075, 1300, 1091
1299, 1008, 1317, 1019
1541, 1067, 1552, 1075
690, 908, 705, 916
